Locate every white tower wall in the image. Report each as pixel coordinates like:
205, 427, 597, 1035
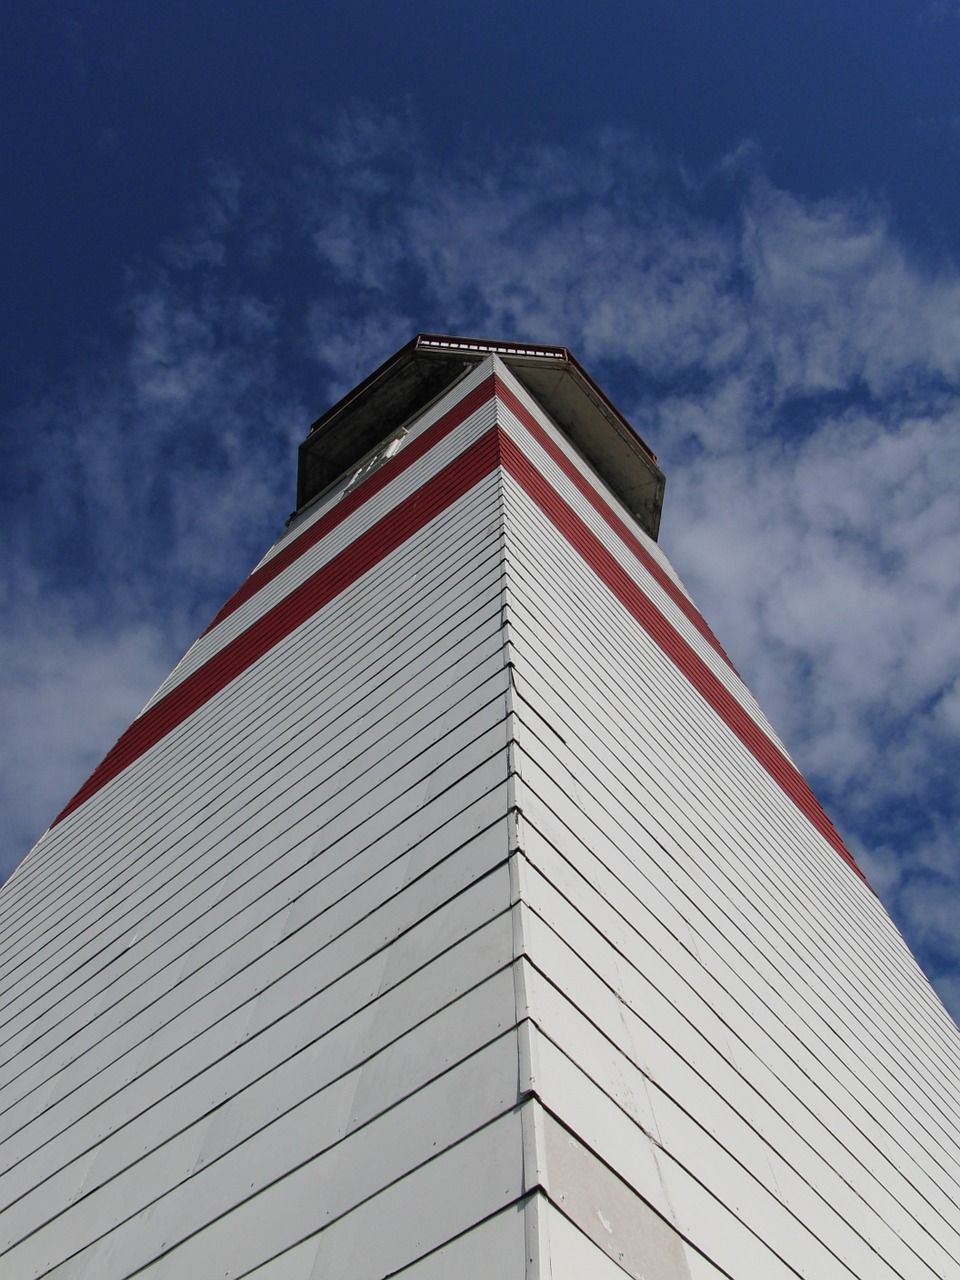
0, 346, 958, 1278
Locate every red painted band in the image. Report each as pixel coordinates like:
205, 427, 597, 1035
52, 429, 503, 826
202, 375, 497, 634
54, 402, 861, 883
498, 431, 862, 881
494, 376, 736, 672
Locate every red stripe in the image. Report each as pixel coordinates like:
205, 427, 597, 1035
499, 431, 862, 881
494, 377, 737, 672
202, 375, 497, 634
54, 408, 862, 883
52, 429, 502, 826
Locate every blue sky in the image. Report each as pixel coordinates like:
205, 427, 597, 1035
3, 2, 960, 1022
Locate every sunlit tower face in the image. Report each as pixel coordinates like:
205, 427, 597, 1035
0, 336, 957, 1280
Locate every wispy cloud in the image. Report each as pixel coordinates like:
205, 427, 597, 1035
4, 110, 959, 1018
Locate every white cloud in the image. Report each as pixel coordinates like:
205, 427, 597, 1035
0, 585, 172, 864
1, 272, 309, 878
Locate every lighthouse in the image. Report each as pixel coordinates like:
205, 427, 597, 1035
0, 336, 957, 1278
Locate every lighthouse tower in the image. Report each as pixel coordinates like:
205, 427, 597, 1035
0, 336, 958, 1279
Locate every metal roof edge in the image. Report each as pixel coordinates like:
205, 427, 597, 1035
296, 334, 665, 540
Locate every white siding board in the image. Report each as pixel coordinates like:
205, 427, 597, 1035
492, 366, 788, 758
0, 854, 513, 1189
521, 928, 926, 1280
1, 501, 504, 967
0, 479, 505, 976
291, 1110, 524, 1280
518, 815, 959, 1271
0, 701, 514, 1141
3, 351, 959, 1280
3, 1027, 521, 1279
683, 1247, 736, 1280
233, 1241, 320, 1280
519, 742, 960, 1239
531, 1057, 812, 1280
0, 564, 508, 1042
387, 1201, 527, 1278
1, 919, 517, 1262
512, 675, 960, 1192
145, 373, 500, 702
514, 750, 960, 1262
500, 490, 960, 1163
3, 644, 509, 1081
41, 1047, 522, 1280
500, 490, 958, 1095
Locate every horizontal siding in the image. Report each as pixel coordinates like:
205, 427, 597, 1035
529, 1013, 880, 1279
504, 537, 960, 1162
0, 460, 522, 1279
506, 612, 960, 1144
47, 1051, 524, 1280
522, 899, 948, 1278
9, 1029, 521, 1279
492, 358, 790, 760
517, 799, 959, 1265
147, 361, 500, 707
0, 477, 505, 988
535, 1120, 722, 1280
0, 853, 514, 1211
387, 1200, 528, 1279
499, 437, 858, 876
3, 352, 959, 1280
500, 478, 960, 1276
0, 595, 508, 1076
3, 925, 514, 1239
52, 429, 504, 825
501, 475, 960, 1120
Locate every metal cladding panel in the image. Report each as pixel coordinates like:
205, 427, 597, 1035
3, 345, 960, 1278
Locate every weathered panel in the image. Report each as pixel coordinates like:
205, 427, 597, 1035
539, 1117, 694, 1280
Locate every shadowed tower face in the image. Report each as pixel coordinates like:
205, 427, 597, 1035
1, 336, 958, 1280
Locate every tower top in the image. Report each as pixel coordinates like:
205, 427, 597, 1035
296, 333, 666, 538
